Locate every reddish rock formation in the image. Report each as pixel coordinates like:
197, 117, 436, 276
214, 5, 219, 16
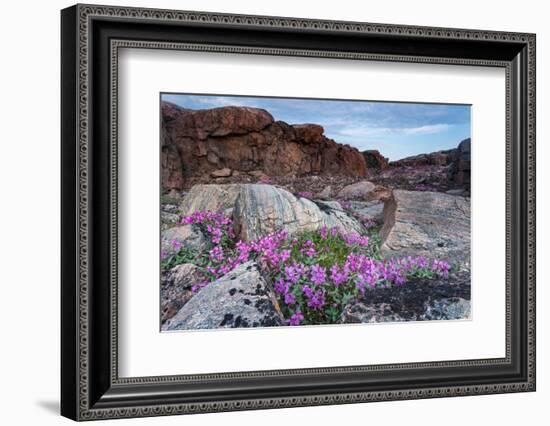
390, 149, 455, 167
447, 138, 471, 187
161, 102, 367, 191
362, 150, 389, 169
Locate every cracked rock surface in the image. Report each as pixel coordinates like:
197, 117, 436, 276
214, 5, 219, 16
380, 190, 470, 266
162, 261, 284, 331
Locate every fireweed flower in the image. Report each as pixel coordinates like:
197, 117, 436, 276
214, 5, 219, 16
300, 240, 317, 257
302, 285, 314, 298
330, 264, 348, 287
338, 199, 351, 210
279, 249, 291, 264
274, 278, 289, 295
171, 239, 182, 251
284, 265, 302, 284
284, 292, 297, 305
288, 311, 304, 326
432, 259, 450, 277
343, 232, 369, 247
209, 246, 224, 263
310, 264, 327, 286
305, 287, 326, 309
318, 226, 328, 240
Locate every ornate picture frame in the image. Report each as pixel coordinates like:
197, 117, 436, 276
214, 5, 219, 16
61, 4, 535, 421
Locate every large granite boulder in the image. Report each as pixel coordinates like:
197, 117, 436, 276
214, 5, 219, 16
163, 262, 284, 330
380, 190, 470, 265
232, 184, 363, 241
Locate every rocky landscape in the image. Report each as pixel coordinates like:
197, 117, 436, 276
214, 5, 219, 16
160, 102, 471, 330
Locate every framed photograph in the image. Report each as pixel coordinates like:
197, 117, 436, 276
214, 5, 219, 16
61, 4, 536, 421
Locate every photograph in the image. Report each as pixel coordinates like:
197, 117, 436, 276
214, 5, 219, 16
159, 94, 472, 331
56, 2, 537, 421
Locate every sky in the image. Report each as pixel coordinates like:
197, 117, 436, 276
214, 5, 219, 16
161, 93, 471, 161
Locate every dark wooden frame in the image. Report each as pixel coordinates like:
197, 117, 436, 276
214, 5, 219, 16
61, 3, 536, 421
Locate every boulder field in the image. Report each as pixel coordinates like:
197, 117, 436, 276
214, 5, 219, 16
160, 182, 471, 328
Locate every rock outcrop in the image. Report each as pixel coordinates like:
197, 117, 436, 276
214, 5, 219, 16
232, 184, 364, 241
383, 138, 471, 193
362, 150, 389, 169
390, 149, 455, 167
163, 262, 284, 330
161, 102, 367, 191
448, 138, 471, 187
380, 190, 470, 265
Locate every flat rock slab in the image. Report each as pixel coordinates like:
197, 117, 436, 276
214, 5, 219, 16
347, 201, 385, 223
233, 184, 363, 241
162, 262, 284, 330
380, 190, 470, 265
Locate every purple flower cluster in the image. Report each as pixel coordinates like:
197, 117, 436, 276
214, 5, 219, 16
310, 265, 327, 285
288, 311, 304, 326
166, 209, 453, 327
303, 285, 326, 309
342, 232, 370, 247
300, 240, 317, 257
180, 210, 235, 243
337, 199, 352, 210
330, 264, 349, 287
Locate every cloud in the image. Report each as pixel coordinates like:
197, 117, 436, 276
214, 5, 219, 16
403, 124, 451, 135
337, 123, 451, 137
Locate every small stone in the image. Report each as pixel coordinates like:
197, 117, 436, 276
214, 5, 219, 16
317, 186, 332, 199
207, 151, 219, 165
211, 168, 232, 178
337, 181, 376, 200
423, 298, 471, 320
